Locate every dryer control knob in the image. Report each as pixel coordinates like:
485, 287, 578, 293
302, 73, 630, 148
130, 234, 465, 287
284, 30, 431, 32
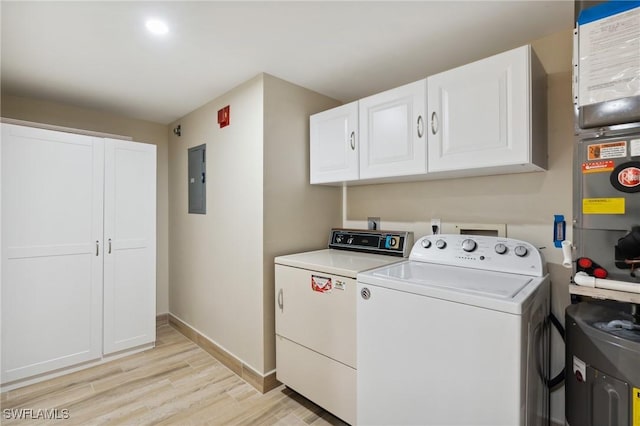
495, 243, 508, 255
462, 239, 477, 252
514, 245, 528, 257
421, 239, 432, 248
435, 239, 447, 249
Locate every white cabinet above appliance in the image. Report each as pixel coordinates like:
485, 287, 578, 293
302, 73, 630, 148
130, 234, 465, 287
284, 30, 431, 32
310, 101, 359, 184
309, 44, 547, 185
359, 79, 427, 180
427, 44, 547, 177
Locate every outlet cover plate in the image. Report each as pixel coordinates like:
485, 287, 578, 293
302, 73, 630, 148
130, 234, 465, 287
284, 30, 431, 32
367, 217, 381, 230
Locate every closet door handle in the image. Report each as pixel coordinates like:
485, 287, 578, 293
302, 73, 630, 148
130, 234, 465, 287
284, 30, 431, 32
431, 112, 439, 135
417, 115, 424, 138
108, 238, 112, 254
96, 240, 99, 256
277, 289, 284, 311
349, 131, 356, 150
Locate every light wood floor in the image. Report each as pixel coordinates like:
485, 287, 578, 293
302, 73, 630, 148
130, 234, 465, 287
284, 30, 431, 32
1, 325, 348, 426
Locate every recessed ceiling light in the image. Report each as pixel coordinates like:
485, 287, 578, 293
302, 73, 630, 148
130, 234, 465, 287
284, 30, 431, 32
145, 19, 169, 35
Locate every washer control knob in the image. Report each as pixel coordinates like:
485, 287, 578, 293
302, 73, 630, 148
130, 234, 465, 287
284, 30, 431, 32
421, 239, 432, 248
495, 243, 508, 255
435, 239, 447, 249
514, 245, 528, 257
461, 239, 477, 252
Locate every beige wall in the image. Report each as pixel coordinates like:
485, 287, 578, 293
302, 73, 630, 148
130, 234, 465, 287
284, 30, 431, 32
0, 94, 170, 314
343, 29, 573, 423
168, 75, 266, 373
262, 74, 342, 370
168, 73, 341, 375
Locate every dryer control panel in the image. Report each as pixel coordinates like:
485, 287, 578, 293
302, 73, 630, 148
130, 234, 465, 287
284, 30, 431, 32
328, 228, 413, 257
410, 234, 546, 277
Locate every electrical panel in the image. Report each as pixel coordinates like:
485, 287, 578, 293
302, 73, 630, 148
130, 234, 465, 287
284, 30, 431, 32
188, 144, 206, 214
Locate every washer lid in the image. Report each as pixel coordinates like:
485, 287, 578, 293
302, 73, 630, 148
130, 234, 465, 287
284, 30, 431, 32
373, 262, 532, 297
358, 261, 547, 314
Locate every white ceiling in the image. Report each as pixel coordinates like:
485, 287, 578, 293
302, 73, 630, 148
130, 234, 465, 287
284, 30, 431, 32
1, 1, 574, 125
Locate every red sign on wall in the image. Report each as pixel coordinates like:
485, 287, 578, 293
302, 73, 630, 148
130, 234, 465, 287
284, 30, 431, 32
218, 105, 230, 128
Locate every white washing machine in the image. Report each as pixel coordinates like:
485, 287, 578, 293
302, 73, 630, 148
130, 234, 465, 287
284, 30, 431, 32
357, 234, 550, 426
275, 229, 413, 425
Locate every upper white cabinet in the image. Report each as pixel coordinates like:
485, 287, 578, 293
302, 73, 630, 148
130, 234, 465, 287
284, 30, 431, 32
309, 44, 547, 185
427, 45, 547, 176
310, 101, 358, 184
359, 80, 427, 179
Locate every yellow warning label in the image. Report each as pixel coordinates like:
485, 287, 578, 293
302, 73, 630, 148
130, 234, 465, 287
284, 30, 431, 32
634, 387, 640, 426
582, 198, 625, 214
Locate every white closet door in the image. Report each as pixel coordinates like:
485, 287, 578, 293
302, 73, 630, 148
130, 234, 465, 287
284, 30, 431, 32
1, 124, 104, 383
103, 139, 156, 354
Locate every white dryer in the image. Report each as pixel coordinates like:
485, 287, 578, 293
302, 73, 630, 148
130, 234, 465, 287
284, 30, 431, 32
357, 234, 550, 426
275, 229, 412, 425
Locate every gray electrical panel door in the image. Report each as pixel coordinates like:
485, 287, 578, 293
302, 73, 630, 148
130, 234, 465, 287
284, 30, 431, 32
188, 144, 206, 214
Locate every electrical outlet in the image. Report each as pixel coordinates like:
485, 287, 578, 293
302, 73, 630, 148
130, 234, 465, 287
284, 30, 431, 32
430, 218, 441, 234
368, 217, 381, 230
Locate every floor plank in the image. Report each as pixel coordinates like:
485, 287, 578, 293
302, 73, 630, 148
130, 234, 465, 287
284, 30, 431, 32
1, 325, 348, 426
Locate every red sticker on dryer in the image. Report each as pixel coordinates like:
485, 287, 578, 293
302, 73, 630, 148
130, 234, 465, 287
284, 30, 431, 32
311, 275, 332, 293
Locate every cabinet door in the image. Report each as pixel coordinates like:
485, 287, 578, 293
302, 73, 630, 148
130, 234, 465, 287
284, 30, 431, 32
103, 139, 156, 355
427, 45, 530, 173
359, 79, 427, 179
310, 101, 358, 184
1, 124, 104, 383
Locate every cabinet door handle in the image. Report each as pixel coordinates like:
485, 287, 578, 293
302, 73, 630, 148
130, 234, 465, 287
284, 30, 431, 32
277, 288, 284, 311
96, 240, 99, 256
417, 115, 424, 138
108, 238, 112, 254
431, 112, 439, 135
349, 131, 356, 150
